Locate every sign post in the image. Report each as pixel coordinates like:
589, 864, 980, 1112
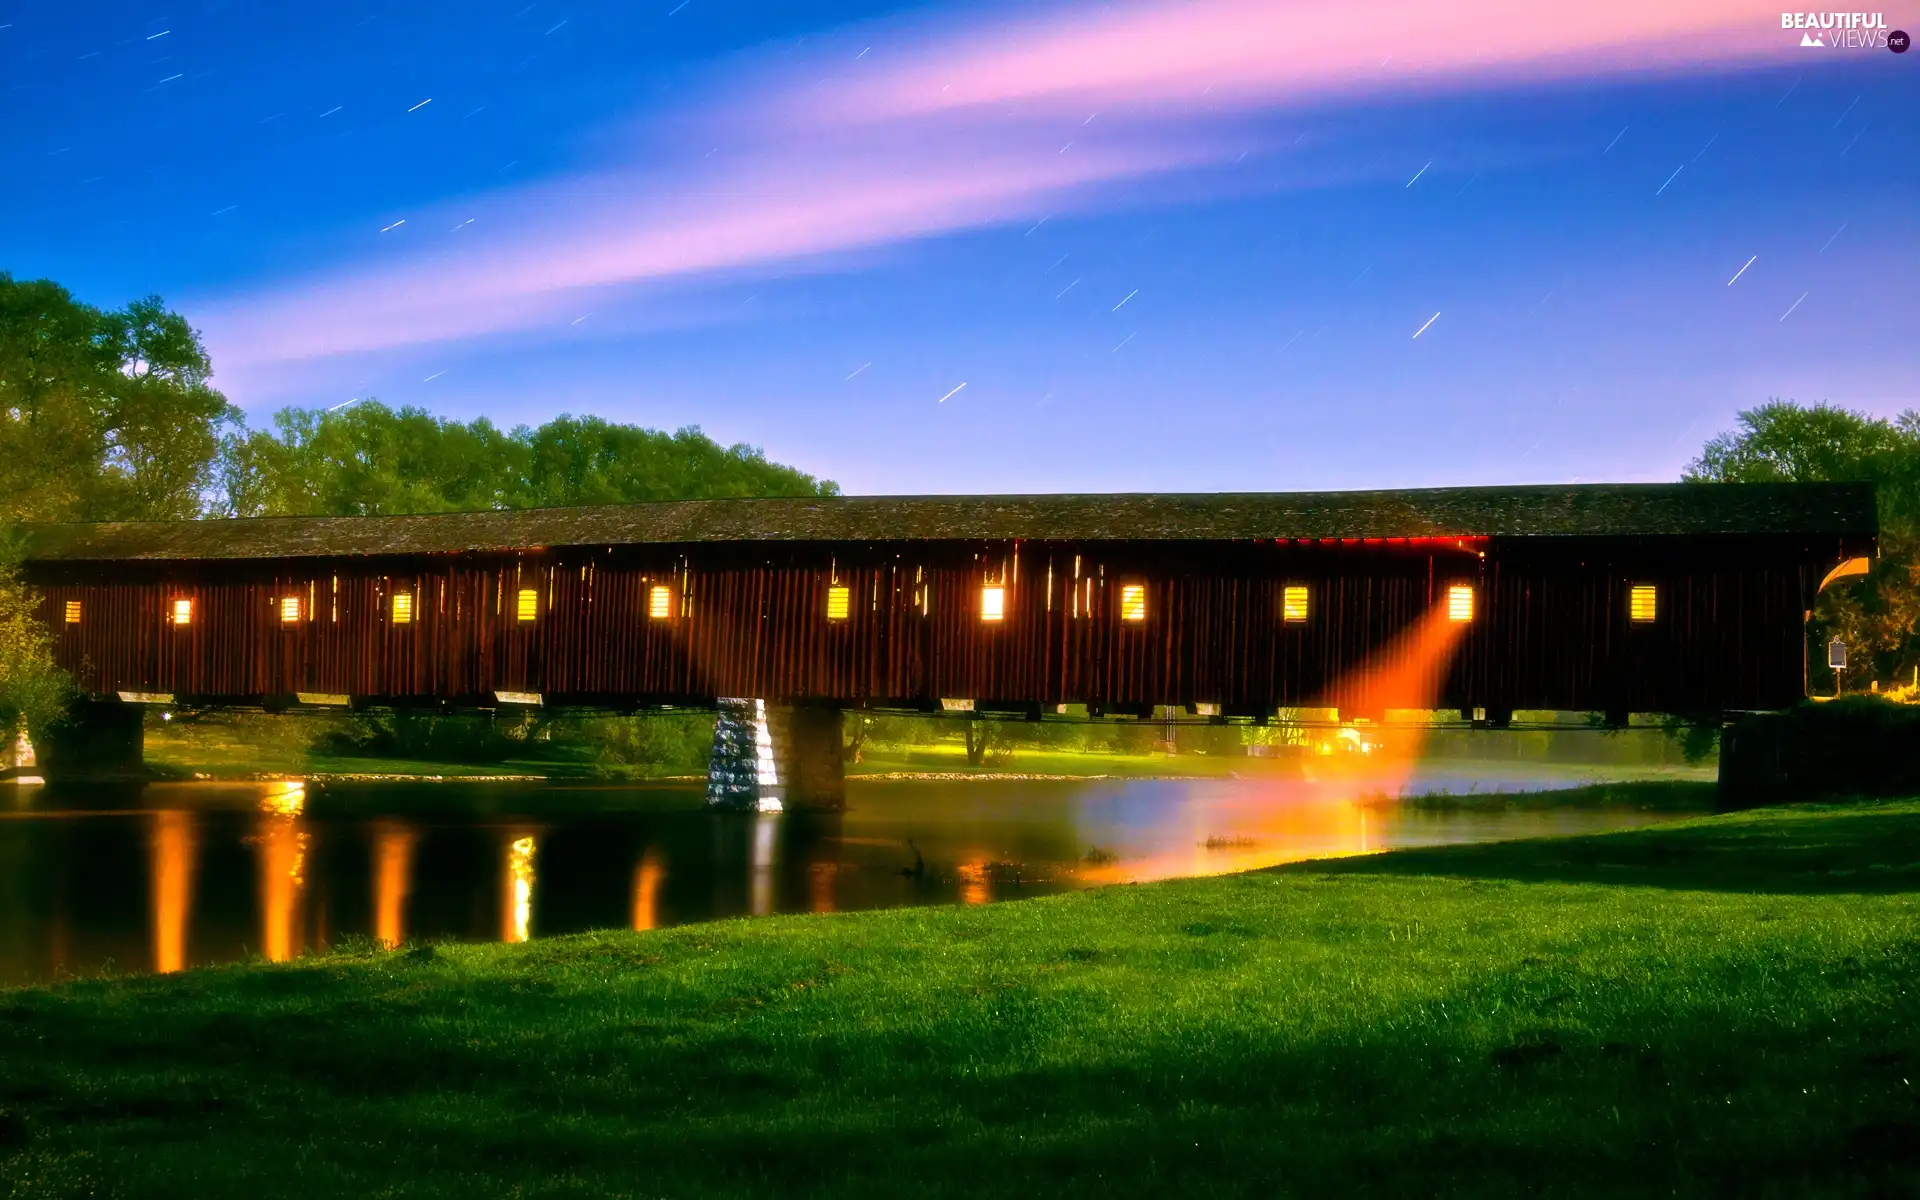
1828, 638, 1847, 697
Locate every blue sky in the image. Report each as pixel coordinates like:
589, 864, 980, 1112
2, 0, 1915, 494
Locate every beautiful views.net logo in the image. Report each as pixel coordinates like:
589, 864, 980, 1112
1780, 11, 1909, 49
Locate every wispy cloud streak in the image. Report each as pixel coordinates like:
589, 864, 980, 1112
211, 133, 1210, 367
811, 0, 1785, 120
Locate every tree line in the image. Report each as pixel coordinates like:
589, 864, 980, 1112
0, 271, 837, 525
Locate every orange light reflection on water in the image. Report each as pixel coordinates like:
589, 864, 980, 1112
631, 850, 664, 931
254, 783, 308, 962
502, 835, 537, 943
1074, 792, 1374, 885
149, 810, 194, 974
956, 858, 991, 905
372, 821, 417, 950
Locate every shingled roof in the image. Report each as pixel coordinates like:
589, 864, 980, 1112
19, 483, 1878, 563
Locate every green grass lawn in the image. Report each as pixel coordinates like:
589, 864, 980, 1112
1383, 779, 1720, 812
4, 802, 1918, 1197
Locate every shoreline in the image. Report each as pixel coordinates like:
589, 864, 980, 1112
112, 763, 1720, 788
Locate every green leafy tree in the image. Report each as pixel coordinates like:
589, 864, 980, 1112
219, 401, 837, 517
0, 275, 120, 522
96, 297, 242, 519
0, 274, 237, 522
511, 415, 834, 506
219, 402, 523, 517
0, 533, 71, 747
1687, 400, 1920, 691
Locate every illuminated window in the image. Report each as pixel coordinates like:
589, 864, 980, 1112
1629, 584, 1657, 623
979, 585, 1005, 623
280, 595, 301, 624
391, 592, 414, 625
826, 585, 850, 621
649, 585, 673, 620
63, 600, 81, 625
516, 588, 538, 622
1447, 584, 1475, 623
1120, 584, 1147, 623
171, 598, 193, 626
1281, 585, 1309, 623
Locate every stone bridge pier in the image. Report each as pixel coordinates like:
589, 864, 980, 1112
706, 699, 846, 813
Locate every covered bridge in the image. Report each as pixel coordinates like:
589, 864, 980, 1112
20, 482, 1876, 805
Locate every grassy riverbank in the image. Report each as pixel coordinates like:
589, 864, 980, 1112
1376, 779, 1719, 812
145, 720, 1714, 787
851, 746, 1716, 787
140, 715, 1267, 781
3, 801, 1917, 1196
139, 711, 715, 782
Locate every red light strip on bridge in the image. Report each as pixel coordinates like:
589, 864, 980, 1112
1259, 536, 1488, 549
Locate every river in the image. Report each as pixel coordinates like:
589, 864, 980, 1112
0, 767, 1708, 985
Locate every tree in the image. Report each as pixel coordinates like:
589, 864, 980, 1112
0, 533, 71, 747
0, 274, 237, 522
511, 416, 835, 507
1687, 400, 1920, 690
95, 296, 242, 519
219, 401, 838, 517
964, 718, 1013, 767
0, 275, 119, 522
219, 402, 523, 517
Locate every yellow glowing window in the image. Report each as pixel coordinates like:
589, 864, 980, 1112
1281, 585, 1309, 623
980, 585, 1005, 623
826, 585, 851, 621
1120, 584, 1147, 622
1629, 584, 1657, 623
516, 588, 538, 622
63, 600, 82, 625
1447, 584, 1475, 623
280, 595, 301, 624
649, 585, 673, 620
171, 598, 193, 626
392, 592, 414, 624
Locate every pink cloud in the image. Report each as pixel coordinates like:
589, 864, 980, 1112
208, 131, 1212, 368
202, 0, 1797, 373
816, 0, 1793, 119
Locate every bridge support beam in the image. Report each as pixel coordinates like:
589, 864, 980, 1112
36, 700, 146, 782
706, 699, 845, 813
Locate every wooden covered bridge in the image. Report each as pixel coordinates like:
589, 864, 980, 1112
20, 482, 1876, 807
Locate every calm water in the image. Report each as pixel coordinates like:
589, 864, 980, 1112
0, 769, 1703, 985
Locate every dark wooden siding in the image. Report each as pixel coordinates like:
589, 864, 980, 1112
1458, 540, 1818, 713
29, 534, 1843, 713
